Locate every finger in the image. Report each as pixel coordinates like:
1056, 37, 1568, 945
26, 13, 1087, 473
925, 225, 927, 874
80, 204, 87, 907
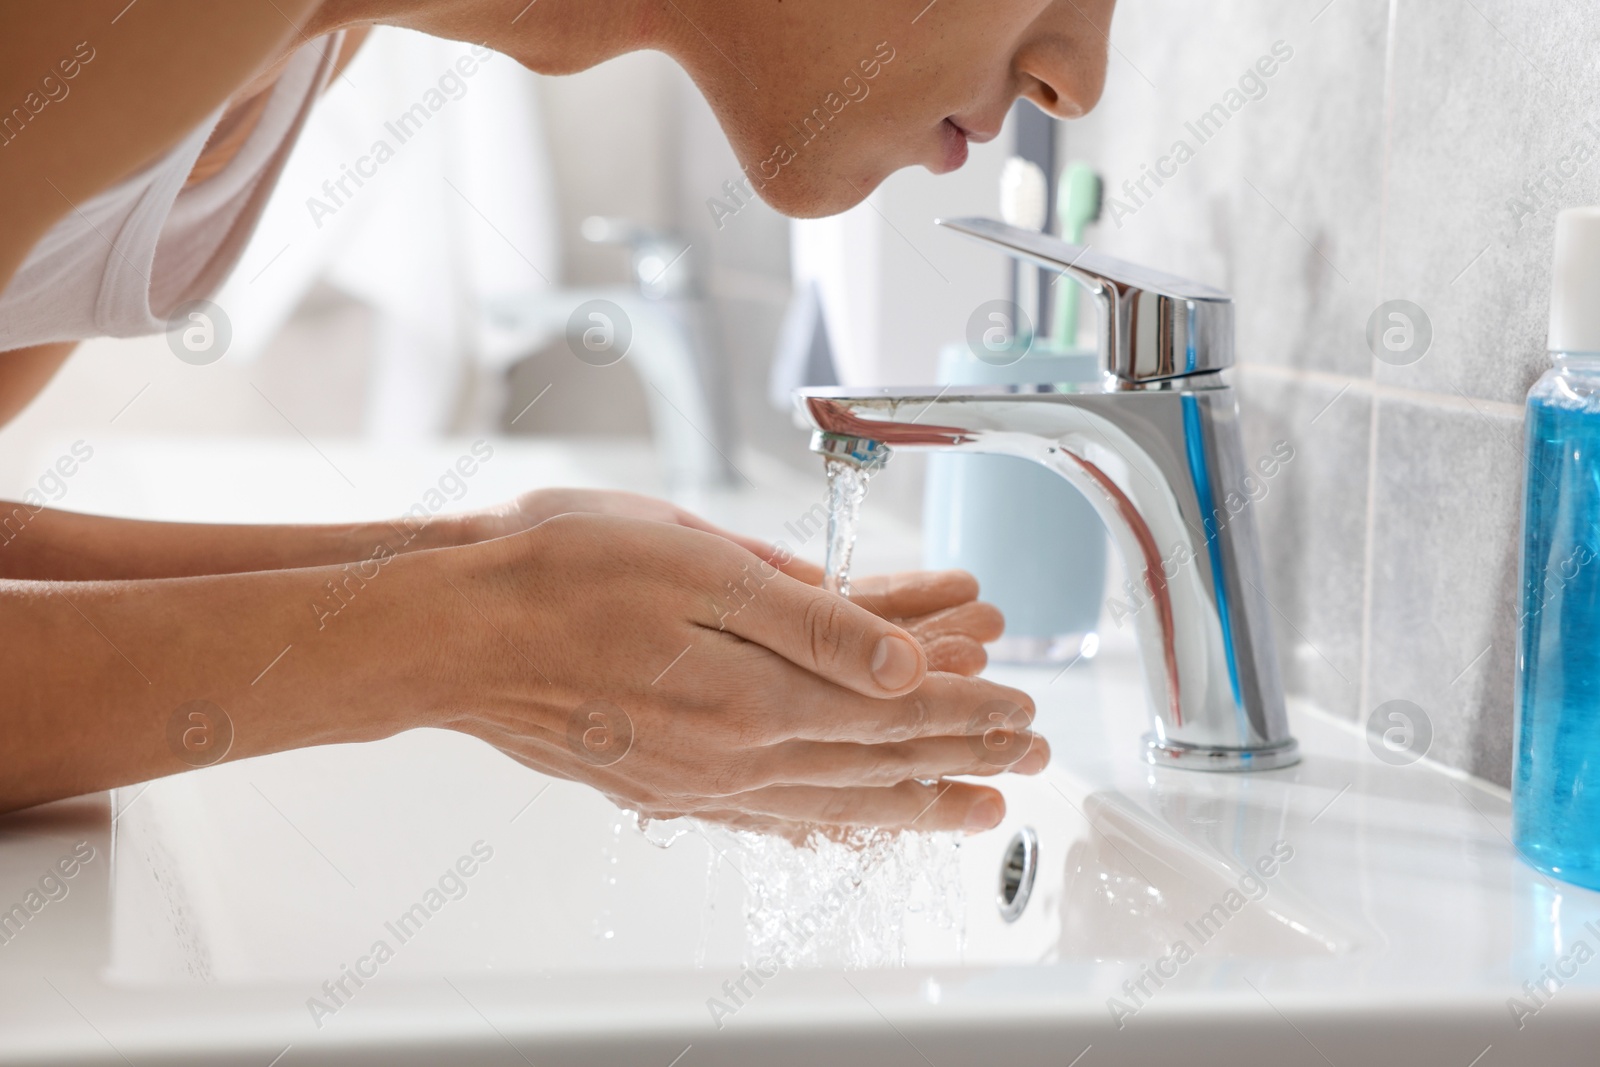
715, 565, 929, 698
724, 653, 1035, 744
845, 570, 981, 619
729, 780, 1007, 833
688, 639, 1036, 748
917, 634, 988, 675
900, 600, 1006, 643
745, 733, 1050, 789
789, 670, 1034, 744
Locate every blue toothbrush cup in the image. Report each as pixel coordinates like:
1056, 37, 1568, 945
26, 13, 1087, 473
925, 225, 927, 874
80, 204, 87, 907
922, 341, 1108, 663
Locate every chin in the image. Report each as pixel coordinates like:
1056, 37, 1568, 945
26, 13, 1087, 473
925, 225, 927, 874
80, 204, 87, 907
749, 158, 888, 220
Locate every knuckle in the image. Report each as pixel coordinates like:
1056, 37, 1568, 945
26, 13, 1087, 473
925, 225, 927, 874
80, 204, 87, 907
874, 742, 918, 784
925, 636, 987, 675
959, 642, 990, 675
969, 685, 1034, 729
802, 595, 851, 670
697, 755, 758, 797
969, 602, 1006, 639
890, 695, 931, 742
894, 781, 938, 824
724, 703, 781, 748
914, 691, 938, 732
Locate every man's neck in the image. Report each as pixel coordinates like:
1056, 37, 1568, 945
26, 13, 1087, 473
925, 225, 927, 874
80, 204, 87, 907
305, 0, 678, 76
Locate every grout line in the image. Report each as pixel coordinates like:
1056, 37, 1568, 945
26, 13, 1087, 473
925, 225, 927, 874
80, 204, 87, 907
1291, 697, 1515, 800
1376, 382, 1521, 419
1358, 391, 1379, 725
1234, 363, 1524, 420
1232, 361, 1368, 390
1360, 0, 1398, 727
1375, 0, 1401, 308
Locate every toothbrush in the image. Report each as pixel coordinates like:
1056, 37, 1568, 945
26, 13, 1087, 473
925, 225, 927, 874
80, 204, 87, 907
999, 156, 1049, 342
1052, 163, 1102, 350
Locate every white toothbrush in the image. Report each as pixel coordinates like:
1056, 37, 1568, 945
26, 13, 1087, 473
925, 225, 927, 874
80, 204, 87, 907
999, 156, 1049, 342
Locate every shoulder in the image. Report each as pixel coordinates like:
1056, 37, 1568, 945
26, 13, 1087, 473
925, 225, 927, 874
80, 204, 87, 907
0, 0, 323, 298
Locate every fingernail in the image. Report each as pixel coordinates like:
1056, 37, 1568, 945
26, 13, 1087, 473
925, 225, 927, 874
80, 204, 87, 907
965, 798, 1003, 832
871, 634, 921, 691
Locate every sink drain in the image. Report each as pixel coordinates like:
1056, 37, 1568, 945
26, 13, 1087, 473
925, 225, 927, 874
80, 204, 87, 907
997, 827, 1039, 923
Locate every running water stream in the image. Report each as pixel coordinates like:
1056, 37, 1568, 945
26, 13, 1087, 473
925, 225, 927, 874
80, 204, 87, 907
822, 457, 875, 597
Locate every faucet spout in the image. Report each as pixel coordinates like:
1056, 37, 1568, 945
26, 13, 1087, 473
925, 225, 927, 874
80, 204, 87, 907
798, 219, 1297, 772
809, 431, 891, 471
801, 384, 1296, 772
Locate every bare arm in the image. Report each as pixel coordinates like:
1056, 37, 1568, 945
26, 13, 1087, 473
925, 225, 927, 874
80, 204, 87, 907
1, 518, 1033, 834
0, 559, 425, 812
0, 504, 485, 581
0, 487, 766, 583
0, 342, 76, 426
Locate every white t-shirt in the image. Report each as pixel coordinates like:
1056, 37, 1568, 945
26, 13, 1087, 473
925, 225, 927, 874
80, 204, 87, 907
0, 33, 344, 351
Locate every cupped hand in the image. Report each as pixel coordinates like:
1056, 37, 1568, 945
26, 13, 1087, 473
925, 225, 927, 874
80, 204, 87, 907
432, 513, 1045, 838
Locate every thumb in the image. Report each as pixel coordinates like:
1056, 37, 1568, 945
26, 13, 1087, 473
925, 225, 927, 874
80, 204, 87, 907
715, 564, 927, 698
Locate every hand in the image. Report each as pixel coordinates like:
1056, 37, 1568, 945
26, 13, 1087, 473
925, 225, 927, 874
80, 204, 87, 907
430, 513, 1046, 839
470, 488, 1003, 676
471, 487, 782, 559
821, 570, 1004, 678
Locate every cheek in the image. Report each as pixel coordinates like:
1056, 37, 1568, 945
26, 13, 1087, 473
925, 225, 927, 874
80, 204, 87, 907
683, 6, 988, 216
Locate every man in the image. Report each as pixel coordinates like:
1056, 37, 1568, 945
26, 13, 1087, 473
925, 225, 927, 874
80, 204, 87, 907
0, 0, 1113, 834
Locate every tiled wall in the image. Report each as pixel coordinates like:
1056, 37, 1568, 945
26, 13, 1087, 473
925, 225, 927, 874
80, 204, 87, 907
1068, 0, 1600, 785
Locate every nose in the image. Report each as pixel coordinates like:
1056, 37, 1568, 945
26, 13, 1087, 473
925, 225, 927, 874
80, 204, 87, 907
1014, 2, 1113, 120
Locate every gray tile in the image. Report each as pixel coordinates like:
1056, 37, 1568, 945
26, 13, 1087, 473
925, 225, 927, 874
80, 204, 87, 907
1067, 0, 1389, 376
1065, 1, 1259, 301
1009, 0, 1596, 789
1229, 0, 1390, 378
1366, 393, 1525, 786
1376, 0, 1600, 406
1235, 369, 1371, 721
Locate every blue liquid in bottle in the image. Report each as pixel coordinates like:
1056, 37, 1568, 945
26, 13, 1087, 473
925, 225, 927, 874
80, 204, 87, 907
1515, 356, 1600, 890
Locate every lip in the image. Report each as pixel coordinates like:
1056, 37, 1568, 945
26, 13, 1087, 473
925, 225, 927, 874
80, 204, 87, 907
935, 118, 972, 174
933, 117, 1003, 174
949, 118, 1001, 145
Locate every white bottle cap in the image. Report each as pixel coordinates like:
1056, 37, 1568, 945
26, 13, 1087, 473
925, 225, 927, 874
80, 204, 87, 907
1550, 207, 1600, 354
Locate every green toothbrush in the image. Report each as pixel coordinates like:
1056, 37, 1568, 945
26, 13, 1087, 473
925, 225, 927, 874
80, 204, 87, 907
1051, 163, 1102, 350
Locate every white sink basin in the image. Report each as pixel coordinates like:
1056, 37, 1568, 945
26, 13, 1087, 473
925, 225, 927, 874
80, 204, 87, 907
93, 655, 1349, 988
3, 439, 1599, 1064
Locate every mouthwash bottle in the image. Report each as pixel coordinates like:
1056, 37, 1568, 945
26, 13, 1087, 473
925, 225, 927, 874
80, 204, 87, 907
1515, 206, 1600, 890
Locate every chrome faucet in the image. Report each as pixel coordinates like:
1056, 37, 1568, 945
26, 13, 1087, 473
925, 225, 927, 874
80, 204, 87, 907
799, 218, 1298, 772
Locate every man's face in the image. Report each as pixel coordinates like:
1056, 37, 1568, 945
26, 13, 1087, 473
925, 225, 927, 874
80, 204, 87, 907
670, 0, 1117, 216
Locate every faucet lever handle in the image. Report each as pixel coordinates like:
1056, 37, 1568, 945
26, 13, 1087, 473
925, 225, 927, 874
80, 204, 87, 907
937, 217, 1234, 383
